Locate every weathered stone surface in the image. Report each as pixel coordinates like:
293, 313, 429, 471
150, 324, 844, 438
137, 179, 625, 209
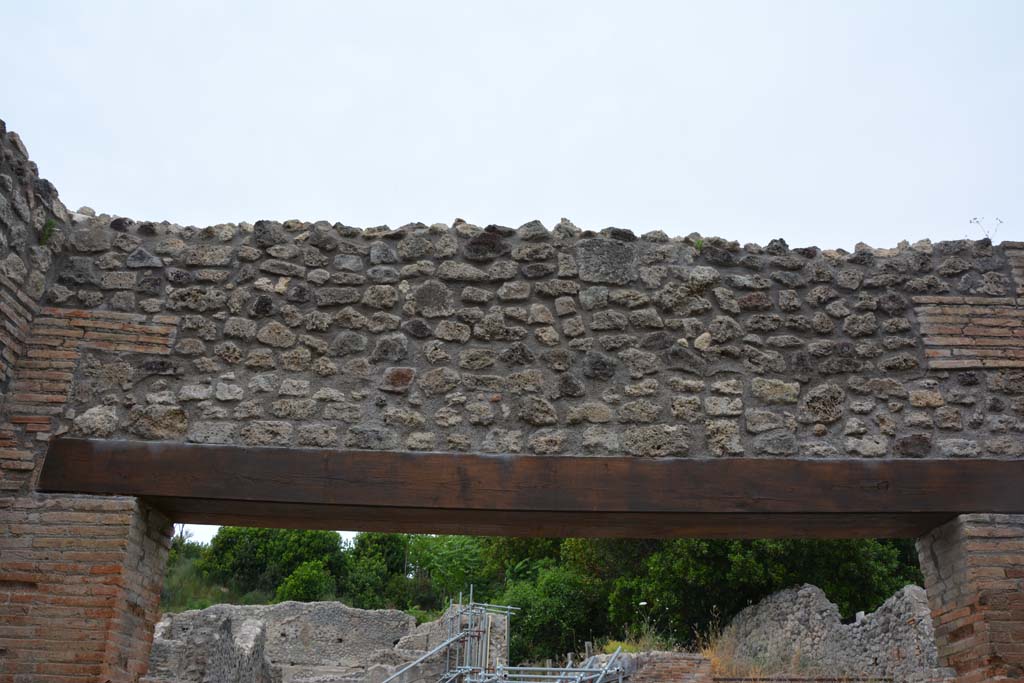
722, 585, 952, 682
145, 601, 441, 683
410, 279, 454, 317
799, 383, 846, 424
256, 321, 297, 348
576, 238, 637, 284
751, 378, 800, 404
418, 368, 461, 396
622, 424, 688, 457
128, 405, 188, 439
72, 405, 118, 437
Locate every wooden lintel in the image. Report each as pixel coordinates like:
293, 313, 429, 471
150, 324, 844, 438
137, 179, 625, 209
36, 438, 1024, 538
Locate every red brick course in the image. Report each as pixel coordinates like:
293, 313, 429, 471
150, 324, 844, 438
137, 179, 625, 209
631, 652, 713, 683
913, 296, 1024, 369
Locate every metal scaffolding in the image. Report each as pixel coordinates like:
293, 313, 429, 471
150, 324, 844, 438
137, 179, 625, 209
382, 587, 625, 683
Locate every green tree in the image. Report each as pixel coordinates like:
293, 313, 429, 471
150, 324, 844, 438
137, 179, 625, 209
408, 535, 490, 608
199, 527, 347, 595
352, 533, 408, 576
346, 543, 391, 609
500, 563, 607, 663
481, 537, 562, 583
276, 560, 336, 602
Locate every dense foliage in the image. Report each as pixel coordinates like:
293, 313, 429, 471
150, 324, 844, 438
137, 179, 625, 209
275, 560, 336, 602
163, 527, 923, 663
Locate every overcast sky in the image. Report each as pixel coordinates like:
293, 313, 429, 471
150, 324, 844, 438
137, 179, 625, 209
3, 1, 1021, 251
5, 2, 1021, 544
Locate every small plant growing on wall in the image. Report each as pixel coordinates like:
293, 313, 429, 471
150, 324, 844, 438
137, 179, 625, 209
968, 216, 1002, 242
40, 218, 57, 245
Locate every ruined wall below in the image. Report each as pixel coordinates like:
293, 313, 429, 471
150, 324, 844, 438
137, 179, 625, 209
720, 584, 954, 682
145, 602, 465, 683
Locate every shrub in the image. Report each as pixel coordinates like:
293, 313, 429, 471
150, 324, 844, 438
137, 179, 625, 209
275, 560, 336, 603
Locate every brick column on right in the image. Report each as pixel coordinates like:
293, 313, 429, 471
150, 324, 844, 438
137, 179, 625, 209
917, 514, 1024, 682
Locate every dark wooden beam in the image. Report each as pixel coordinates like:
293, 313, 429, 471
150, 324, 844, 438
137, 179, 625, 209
37, 438, 1024, 538
150, 498, 955, 538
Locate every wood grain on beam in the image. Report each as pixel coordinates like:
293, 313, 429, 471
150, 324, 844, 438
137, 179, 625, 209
37, 438, 1024, 538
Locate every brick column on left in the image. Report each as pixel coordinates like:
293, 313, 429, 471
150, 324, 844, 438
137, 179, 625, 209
0, 300, 180, 682
0, 493, 171, 683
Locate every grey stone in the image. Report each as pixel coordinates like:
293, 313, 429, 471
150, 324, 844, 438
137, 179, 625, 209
315, 287, 361, 307
128, 405, 188, 439
256, 322, 297, 348
185, 245, 233, 266
434, 320, 471, 343
843, 312, 878, 337
361, 284, 399, 309
705, 396, 743, 417
938, 438, 978, 457
751, 378, 800, 404
482, 428, 523, 453
71, 226, 113, 252
237, 421, 292, 445
707, 420, 744, 455
370, 333, 409, 362
187, 422, 236, 444
722, 584, 950, 681
73, 406, 118, 437
436, 260, 488, 281
576, 238, 637, 284
518, 396, 558, 426
800, 383, 846, 423
753, 429, 798, 455
411, 280, 454, 317
224, 317, 257, 340
327, 330, 366, 356
418, 368, 461, 396
622, 424, 688, 457
845, 435, 888, 456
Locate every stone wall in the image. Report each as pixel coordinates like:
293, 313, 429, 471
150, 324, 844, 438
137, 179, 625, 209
0, 142, 1018, 470
39, 214, 1024, 464
720, 584, 954, 682
145, 602, 472, 683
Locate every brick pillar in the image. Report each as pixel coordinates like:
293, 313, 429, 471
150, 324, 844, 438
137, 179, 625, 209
0, 493, 171, 683
917, 514, 1024, 683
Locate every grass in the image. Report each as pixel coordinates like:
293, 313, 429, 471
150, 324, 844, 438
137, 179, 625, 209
406, 606, 443, 625
599, 619, 676, 654
160, 555, 273, 614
